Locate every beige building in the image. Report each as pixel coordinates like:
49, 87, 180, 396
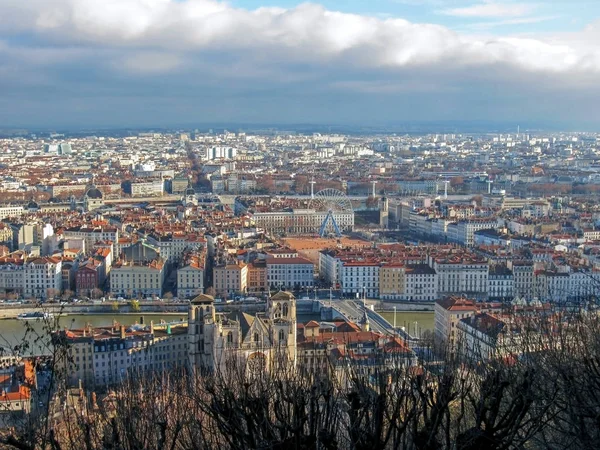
188, 291, 297, 372
110, 259, 165, 298
434, 296, 477, 351
213, 262, 248, 297
379, 264, 406, 300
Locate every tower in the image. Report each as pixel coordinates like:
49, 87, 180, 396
360, 310, 370, 332
188, 294, 217, 370
379, 196, 389, 229
268, 291, 297, 366
443, 180, 450, 199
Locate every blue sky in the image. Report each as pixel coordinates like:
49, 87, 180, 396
0, 0, 599, 130
231, 0, 599, 33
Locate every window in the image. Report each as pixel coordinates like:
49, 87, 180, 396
254, 333, 259, 343
282, 302, 289, 317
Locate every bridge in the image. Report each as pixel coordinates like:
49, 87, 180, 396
328, 300, 420, 346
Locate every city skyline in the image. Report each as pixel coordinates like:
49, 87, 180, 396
1, 0, 600, 129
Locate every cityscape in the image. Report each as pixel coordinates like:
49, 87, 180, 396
1, 0, 600, 448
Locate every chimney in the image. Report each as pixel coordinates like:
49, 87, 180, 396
120, 325, 126, 339
140, 316, 144, 325
150, 320, 154, 334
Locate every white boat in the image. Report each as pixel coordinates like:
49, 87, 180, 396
16, 312, 54, 320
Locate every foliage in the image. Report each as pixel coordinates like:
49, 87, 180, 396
129, 300, 140, 312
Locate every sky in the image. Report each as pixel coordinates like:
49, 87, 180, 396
1, 0, 600, 130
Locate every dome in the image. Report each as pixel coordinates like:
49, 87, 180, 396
27, 200, 39, 210
85, 187, 103, 199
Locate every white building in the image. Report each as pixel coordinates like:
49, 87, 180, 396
447, 219, 499, 247
23, 257, 62, 299
340, 261, 380, 298
205, 146, 237, 160
266, 257, 314, 290
487, 265, 514, 300
429, 255, 488, 299
0, 206, 24, 221
130, 180, 164, 197
404, 264, 438, 301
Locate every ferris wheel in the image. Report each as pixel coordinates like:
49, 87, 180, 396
309, 189, 353, 237
309, 188, 353, 213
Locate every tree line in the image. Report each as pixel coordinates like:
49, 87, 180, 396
1, 308, 600, 449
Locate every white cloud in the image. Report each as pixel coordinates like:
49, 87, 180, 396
440, 1, 536, 18
0, 0, 598, 83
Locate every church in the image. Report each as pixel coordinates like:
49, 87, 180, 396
188, 291, 297, 373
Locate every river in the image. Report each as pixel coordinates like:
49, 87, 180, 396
0, 310, 436, 355
379, 311, 434, 337
0, 313, 187, 355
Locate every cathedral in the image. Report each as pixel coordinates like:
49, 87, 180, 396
188, 291, 297, 373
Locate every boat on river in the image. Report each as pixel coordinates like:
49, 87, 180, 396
16, 312, 54, 321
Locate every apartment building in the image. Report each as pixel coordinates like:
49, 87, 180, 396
129, 179, 164, 197
0, 206, 24, 221
429, 253, 488, 299
508, 261, 535, 299
434, 296, 478, 351
63, 225, 119, 258
447, 219, 499, 247
23, 257, 62, 299
58, 322, 188, 388
487, 265, 514, 300
213, 263, 248, 297
379, 264, 405, 300
340, 261, 380, 298
75, 261, 101, 296
110, 259, 166, 298
266, 257, 314, 290
0, 261, 25, 295
404, 264, 437, 301
177, 254, 205, 298
247, 260, 268, 294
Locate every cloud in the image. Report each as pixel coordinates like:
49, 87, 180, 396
0, 0, 593, 77
440, 1, 536, 18
0, 0, 599, 128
